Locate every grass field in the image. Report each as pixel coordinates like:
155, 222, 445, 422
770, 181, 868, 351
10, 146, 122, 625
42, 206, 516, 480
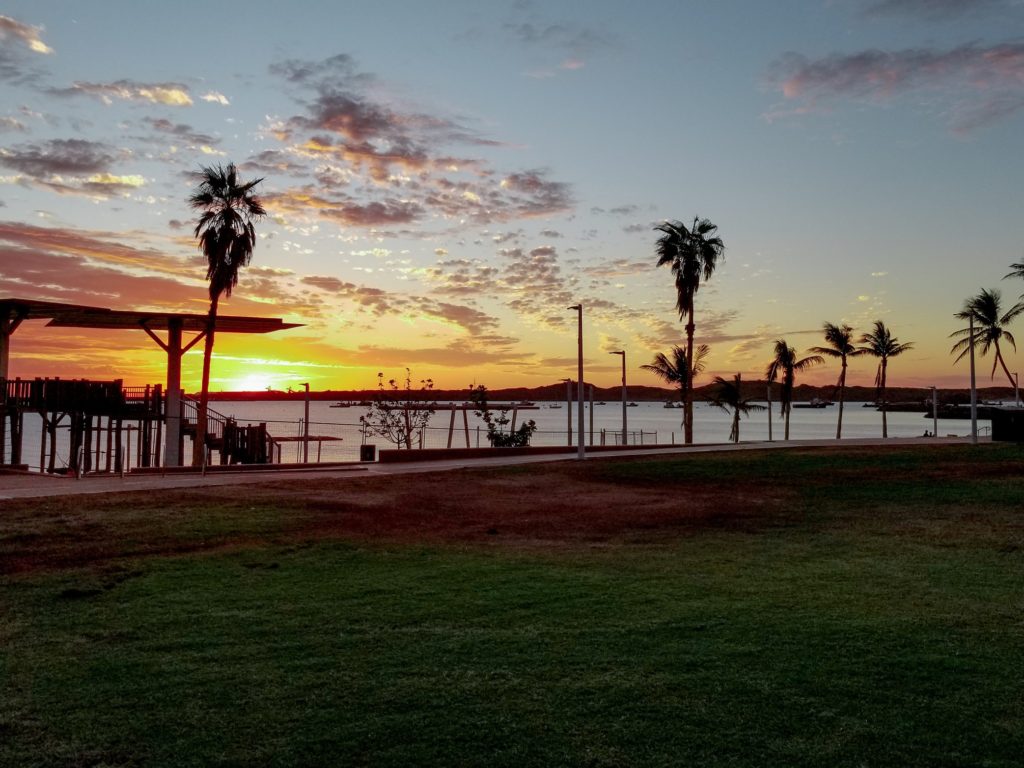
2, 444, 1023, 767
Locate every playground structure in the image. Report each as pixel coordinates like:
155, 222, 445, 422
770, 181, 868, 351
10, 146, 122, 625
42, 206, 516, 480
1, 297, 299, 473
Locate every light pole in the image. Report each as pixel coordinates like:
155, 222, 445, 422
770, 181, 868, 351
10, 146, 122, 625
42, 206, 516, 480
562, 377, 572, 446
1015, 372, 1020, 408
568, 304, 584, 460
610, 350, 626, 446
301, 382, 310, 463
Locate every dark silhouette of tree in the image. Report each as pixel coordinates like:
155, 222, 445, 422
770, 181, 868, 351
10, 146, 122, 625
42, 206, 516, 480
950, 288, 1023, 390
858, 321, 914, 438
188, 163, 265, 466
809, 323, 865, 440
1004, 261, 1024, 310
640, 344, 710, 431
765, 340, 822, 441
708, 373, 765, 443
654, 217, 724, 444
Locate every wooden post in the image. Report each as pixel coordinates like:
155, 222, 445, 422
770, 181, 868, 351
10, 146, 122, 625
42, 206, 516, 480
447, 409, 456, 449
462, 406, 470, 448
115, 418, 123, 474
105, 416, 113, 472
38, 412, 47, 473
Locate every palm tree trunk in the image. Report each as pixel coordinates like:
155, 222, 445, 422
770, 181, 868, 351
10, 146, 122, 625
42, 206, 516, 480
731, 409, 739, 443
684, 309, 695, 444
836, 360, 846, 440
193, 293, 219, 466
782, 380, 791, 441
880, 359, 888, 439
994, 342, 1017, 390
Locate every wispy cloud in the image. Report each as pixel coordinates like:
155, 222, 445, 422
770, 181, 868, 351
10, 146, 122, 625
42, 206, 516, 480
860, 0, 1000, 20
767, 42, 1024, 132
141, 117, 221, 148
50, 79, 194, 106
0, 139, 146, 198
200, 91, 230, 105
0, 116, 28, 133
299, 272, 506, 338
262, 54, 573, 228
0, 15, 53, 54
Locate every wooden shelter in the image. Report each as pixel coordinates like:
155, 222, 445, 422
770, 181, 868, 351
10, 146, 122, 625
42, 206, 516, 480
0, 297, 300, 467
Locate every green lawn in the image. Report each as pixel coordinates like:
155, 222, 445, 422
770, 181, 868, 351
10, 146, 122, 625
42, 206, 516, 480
2, 444, 1023, 767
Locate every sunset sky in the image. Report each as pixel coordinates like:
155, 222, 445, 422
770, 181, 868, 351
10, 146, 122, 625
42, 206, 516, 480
2, 0, 1023, 392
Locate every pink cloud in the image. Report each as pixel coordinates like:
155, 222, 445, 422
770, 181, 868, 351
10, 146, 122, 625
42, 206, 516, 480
768, 42, 1024, 131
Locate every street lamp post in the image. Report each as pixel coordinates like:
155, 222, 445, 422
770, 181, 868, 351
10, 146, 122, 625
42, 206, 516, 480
568, 304, 584, 460
610, 350, 626, 446
1015, 372, 1020, 408
562, 377, 572, 446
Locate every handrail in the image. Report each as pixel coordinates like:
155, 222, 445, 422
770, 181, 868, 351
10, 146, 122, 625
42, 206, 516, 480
178, 394, 231, 442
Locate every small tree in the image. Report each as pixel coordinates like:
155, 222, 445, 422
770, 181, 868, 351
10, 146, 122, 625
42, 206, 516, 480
469, 385, 537, 447
359, 369, 435, 449
708, 373, 765, 444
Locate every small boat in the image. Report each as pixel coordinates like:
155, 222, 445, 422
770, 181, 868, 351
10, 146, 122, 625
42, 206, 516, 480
627, 402, 639, 407
515, 400, 535, 407
596, 401, 606, 406
330, 401, 354, 408
548, 404, 562, 409
663, 401, 681, 409
794, 398, 832, 409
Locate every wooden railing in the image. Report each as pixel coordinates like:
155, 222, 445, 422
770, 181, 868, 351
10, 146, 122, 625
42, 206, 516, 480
1, 378, 162, 417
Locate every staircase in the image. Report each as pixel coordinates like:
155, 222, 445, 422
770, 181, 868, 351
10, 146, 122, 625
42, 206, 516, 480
179, 396, 277, 464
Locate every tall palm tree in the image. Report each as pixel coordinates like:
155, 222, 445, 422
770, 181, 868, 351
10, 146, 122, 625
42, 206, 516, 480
188, 163, 265, 465
641, 343, 710, 431
949, 288, 1023, 390
858, 321, 914, 438
708, 373, 765, 444
655, 217, 725, 444
765, 340, 822, 441
809, 323, 865, 440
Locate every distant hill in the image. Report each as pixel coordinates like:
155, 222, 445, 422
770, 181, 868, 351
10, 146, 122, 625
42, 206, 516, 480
204, 381, 1019, 405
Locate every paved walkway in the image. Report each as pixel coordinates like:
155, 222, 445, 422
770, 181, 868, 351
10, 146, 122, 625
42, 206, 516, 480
0, 435, 980, 501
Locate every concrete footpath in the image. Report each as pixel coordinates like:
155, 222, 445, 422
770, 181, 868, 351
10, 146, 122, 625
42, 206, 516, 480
0, 436, 980, 501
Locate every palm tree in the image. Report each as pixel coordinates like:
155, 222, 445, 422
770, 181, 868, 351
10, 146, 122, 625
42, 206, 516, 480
809, 323, 865, 440
765, 340, 822, 441
641, 344, 710, 431
949, 288, 1023, 390
655, 217, 725, 444
188, 163, 265, 465
1004, 262, 1024, 310
858, 321, 914, 438
708, 373, 765, 444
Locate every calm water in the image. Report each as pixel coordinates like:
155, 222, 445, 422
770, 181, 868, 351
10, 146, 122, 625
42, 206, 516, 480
8, 399, 987, 472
